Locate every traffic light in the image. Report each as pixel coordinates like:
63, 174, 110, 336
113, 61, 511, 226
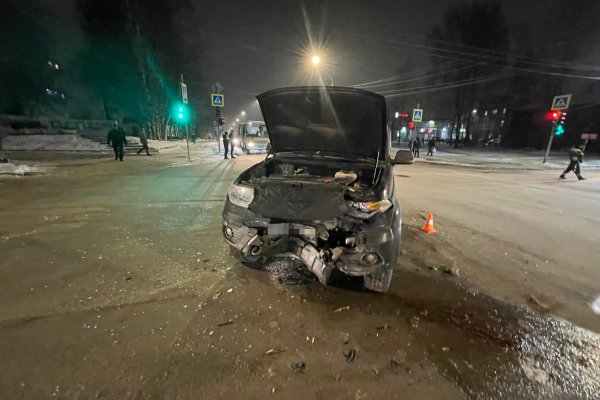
172, 102, 190, 124
408, 121, 415, 130
218, 117, 226, 126
555, 112, 567, 135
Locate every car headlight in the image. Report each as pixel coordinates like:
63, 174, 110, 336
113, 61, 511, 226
227, 184, 254, 208
232, 138, 240, 145
248, 141, 255, 148
348, 199, 392, 219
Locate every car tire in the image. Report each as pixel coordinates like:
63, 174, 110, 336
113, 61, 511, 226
363, 268, 393, 292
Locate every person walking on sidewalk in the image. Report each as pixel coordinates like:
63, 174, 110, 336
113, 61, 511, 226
107, 121, 127, 161
560, 145, 585, 180
426, 138, 436, 156
136, 127, 151, 156
223, 131, 230, 159
412, 137, 421, 158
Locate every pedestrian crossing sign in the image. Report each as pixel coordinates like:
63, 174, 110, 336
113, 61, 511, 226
551, 94, 571, 111
412, 108, 423, 122
211, 94, 224, 107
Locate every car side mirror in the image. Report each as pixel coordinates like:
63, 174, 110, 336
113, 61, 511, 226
392, 149, 414, 165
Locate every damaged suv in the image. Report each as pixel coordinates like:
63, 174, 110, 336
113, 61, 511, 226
222, 86, 412, 292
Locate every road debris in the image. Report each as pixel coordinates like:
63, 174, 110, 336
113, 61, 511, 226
388, 358, 409, 374
344, 348, 358, 363
264, 348, 286, 356
442, 266, 460, 277
411, 316, 420, 328
333, 306, 350, 313
291, 361, 305, 374
375, 324, 391, 330
216, 320, 234, 327
519, 359, 548, 385
527, 294, 550, 312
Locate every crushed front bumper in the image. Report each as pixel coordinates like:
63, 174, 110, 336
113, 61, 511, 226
222, 199, 401, 285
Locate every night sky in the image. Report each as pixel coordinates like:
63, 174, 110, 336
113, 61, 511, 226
2, 0, 599, 126
196, 0, 599, 120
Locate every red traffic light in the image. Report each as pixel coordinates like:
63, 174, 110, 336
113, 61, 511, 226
548, 111, 560, 120
408, 122, 415, 129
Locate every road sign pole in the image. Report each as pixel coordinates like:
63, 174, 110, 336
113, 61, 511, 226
180, 74, 191, 161
543, 121, 556, 163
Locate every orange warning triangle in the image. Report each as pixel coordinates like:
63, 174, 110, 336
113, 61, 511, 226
422, 213, 436, 234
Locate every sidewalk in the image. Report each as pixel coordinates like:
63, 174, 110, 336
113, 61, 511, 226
397, 145, 600, 171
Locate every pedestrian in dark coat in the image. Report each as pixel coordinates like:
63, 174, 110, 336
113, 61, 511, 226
107, 122, 128, 161
412, 137, 421, 158
137, 127, 150, 156
222, 131, 230, 159
426, 138, 436, 156
560, 146, 585, 180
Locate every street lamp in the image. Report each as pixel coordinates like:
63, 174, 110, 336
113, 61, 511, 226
309, 53, 333, 86
241, 111, 246, 116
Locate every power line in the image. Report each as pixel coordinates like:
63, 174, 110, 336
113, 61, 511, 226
356, 63, 479, 89
382, 73, 516, 98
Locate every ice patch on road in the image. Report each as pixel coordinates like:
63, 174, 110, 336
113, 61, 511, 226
591, 296, 600, 315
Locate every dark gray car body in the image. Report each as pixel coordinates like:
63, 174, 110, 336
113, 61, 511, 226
222, 86, 406, 292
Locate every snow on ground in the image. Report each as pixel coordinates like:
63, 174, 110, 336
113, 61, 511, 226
4, 134, 107, 151
0, 162, 46, 177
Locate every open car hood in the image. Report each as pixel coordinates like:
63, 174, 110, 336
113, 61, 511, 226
257, 86, 388, 161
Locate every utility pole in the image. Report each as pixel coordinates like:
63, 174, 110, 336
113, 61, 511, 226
181, 74, 190, 161
543, 118, 557, 164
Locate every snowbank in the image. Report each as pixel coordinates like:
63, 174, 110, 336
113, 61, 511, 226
0, 162, 45, 177
4, 135, 107, 151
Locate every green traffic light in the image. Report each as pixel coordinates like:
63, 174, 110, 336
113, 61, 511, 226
555, 124, 565, 136
172, 103, 191, 123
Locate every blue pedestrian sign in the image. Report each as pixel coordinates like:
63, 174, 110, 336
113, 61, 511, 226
211, 93, 224, 108
412, 108, 423, 122
550, 94, 571, 111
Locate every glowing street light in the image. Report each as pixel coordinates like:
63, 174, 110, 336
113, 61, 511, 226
311, 54, 321, 66
241, 111, 246, 116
